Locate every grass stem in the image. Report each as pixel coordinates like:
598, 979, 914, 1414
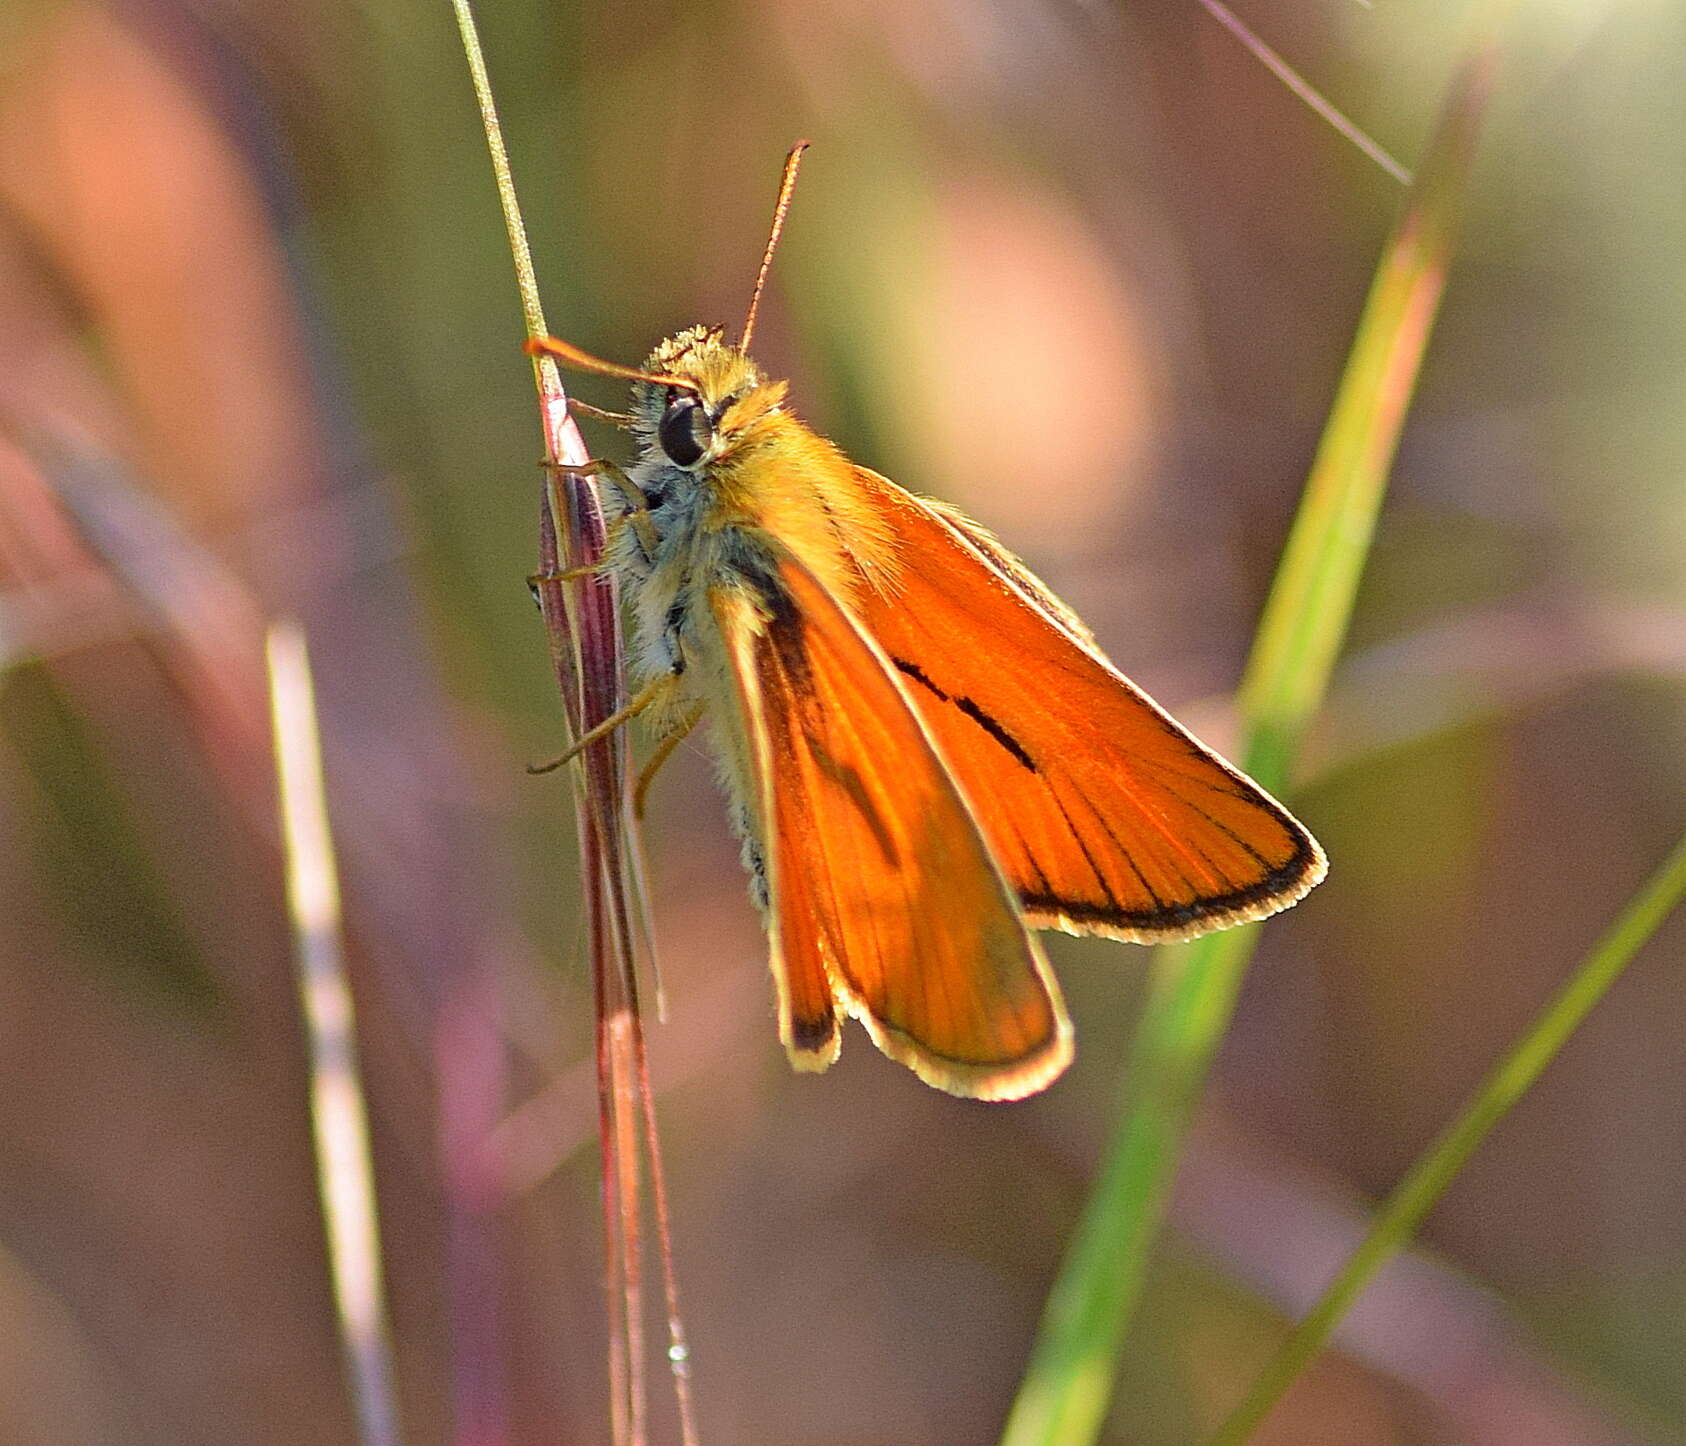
449, 6, 698, 1441
268, 621, 405, 1446
999, 37, 1498, 1446
1205, 827, 1686, 1444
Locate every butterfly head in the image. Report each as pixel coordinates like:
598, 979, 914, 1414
631, 325, 789, 473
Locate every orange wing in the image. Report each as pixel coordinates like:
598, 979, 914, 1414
713, 555, 1072, 1100
847, 470, 1326, 942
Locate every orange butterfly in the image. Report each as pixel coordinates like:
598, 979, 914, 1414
531, 144, 1324, 1100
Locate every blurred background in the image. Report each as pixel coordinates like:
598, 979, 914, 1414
2, 0, 1684, 1442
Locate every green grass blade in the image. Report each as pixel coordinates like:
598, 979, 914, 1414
448, 0, 549, 343
1237, 47, 1495, 788
998, 44, 1499, 1446
1206, 828, 1686, 1446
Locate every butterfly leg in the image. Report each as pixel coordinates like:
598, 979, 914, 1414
543, 457, 661, 562
527, 673, 677, 776
528, 561, 607, 599
567, 398, 635, 426
522, 495, 647, 593
633, 702, 705, 819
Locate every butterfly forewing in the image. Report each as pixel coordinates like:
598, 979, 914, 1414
847, 470, 1326, 942
713, 556, 1073, 1100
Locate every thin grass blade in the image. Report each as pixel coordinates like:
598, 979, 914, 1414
449, 5, 697, 1442
999, 40, 1499, 1446
1190, 0, 1411, 185
1206, 827, 1686, 1445
267, 620, 405, 1446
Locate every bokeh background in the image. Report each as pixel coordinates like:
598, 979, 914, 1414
2, 0, 1684, 1442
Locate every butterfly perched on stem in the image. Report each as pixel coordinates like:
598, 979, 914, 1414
530, 144, 1324, 1100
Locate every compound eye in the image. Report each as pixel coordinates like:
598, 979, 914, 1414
658, 395, 712, 467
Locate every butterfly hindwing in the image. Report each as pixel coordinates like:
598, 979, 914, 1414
712, 554, 1073, 1100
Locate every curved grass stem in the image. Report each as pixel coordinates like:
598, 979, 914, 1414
1206, 827, 1686, 1445
999, 35, 1500, 1446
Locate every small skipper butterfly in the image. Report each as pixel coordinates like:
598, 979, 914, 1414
529, 144, 1325, 1100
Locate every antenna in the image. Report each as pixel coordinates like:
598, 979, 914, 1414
740, 140, 810, 354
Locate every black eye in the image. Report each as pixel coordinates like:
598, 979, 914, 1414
658, 395, 712, 467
